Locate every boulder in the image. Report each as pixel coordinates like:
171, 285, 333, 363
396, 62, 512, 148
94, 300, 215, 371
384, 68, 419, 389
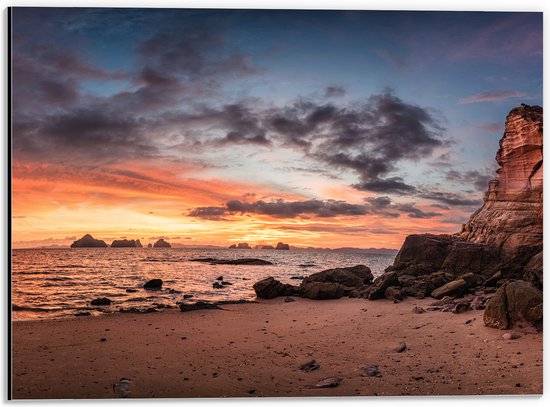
366, 271, 399, 300
523, 251, 542, 289
71, 234, 108, 248
275, 242, 290, 250
430, 278, 468, 299
143, 279, 163, 290
90, 297, 112, 306
459, 272, 484, 288
253, 277, 297, 299
153, 239, 171, 248
300, 265, 373, 288
483, 280, 543, 331
384, 286, 404, 301
389, 234, 457, 275
300, 281, 345, 300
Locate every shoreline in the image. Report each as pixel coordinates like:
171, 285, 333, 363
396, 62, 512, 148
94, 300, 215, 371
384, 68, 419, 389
11, 297, 542, 399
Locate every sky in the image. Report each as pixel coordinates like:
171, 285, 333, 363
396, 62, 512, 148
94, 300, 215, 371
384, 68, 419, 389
10, 8, 543, 249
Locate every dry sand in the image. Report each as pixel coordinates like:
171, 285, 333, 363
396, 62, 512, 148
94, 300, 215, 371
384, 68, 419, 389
11, 297, 542, 399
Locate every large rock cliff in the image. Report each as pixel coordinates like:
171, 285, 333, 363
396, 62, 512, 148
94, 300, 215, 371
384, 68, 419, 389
369, 105, 543, 330
459, 104, 543, 254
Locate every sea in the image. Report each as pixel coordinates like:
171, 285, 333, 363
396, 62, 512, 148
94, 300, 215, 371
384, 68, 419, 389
11, 248, 396, 321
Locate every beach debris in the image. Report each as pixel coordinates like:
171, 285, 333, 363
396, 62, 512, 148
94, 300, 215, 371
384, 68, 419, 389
166, 288, 181, 294
113, 378, 132, 398
143, 279, 163, 290
394, 342, 407, 353
362, 365, 382, 377
465, 319, 473, 325
502, 332, 521, 340
299, 359, 320, 372
183, 294, 194, 299
100, 337, 107, 342
125, 288, 138, 293
216, 276, 224, 281
412, 306, 426, 314
221, 281, 233, 286
213, 282, 224, 289
74, 311, 92, 317
91, 297, 112, 306
452, 301, 472, 314
179, 302, 221, 312
284, 296, 295, 303
315, 376, 342, 388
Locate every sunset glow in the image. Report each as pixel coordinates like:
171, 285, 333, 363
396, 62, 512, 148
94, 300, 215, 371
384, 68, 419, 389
11, 9, 542, 249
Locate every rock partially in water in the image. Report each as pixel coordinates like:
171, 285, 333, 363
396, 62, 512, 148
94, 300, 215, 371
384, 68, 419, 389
143, 279, 163, 290
91, 297, 112, 306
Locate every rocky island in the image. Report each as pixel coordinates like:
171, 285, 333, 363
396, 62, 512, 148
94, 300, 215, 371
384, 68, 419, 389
111, 239, 143, 248
70, 234, 108, 248
153, 239, 171, 248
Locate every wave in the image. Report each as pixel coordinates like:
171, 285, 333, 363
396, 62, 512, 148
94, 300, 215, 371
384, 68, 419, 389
12, 304, 53, 312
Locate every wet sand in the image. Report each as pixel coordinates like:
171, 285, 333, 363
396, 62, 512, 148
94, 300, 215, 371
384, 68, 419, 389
11, 297, 542, 399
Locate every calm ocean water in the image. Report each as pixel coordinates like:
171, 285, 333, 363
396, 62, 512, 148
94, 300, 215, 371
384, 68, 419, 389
11, 248, 396, 320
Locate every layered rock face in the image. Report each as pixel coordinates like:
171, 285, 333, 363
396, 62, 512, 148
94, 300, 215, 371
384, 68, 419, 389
459, 104, 543, 254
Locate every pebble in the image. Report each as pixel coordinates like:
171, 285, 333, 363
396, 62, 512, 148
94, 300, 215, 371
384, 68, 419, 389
413, 306, 426, 314
284, 297, 296, 303
315, 376, 342, 388
502, 332, 521, 340
362, 365, 382, 377
394, 342, 407, 353
299, 359, 320, 372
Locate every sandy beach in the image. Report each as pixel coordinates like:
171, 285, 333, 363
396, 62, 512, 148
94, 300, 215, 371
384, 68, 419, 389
11, 297, 542, 399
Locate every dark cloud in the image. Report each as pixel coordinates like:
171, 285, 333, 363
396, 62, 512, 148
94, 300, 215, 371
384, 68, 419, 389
445, 169, 492, 192
430, 203, 450, 210
225, 199, 369, 218
325, 86, 346, 98
353, 177, 417, 195
419, 190, 483, 207
365, 196, 441, 219
186, 206, 229, 221
189, 196, 442, 220
263, 91, 445, 194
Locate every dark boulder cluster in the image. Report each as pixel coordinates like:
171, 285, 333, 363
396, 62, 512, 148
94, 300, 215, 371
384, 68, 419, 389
253, 265, 373, 301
